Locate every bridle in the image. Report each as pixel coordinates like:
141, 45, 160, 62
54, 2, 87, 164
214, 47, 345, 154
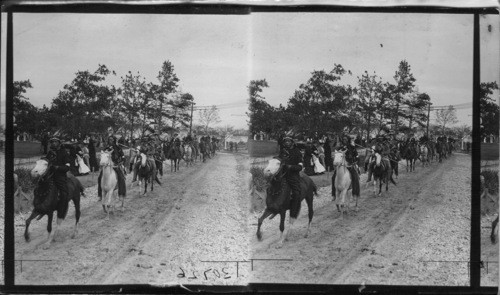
333, 150, 348, 168
37, 157, 54, 181
272, 158, 287, 181
100, 149, 116, 168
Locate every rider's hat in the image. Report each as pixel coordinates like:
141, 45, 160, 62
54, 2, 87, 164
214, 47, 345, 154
283, 136, 294, 142
49, 136, 61, 143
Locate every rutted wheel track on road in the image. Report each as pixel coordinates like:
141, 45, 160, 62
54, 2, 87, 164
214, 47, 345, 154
15, 156, 222, 284
250, 155, 464, 284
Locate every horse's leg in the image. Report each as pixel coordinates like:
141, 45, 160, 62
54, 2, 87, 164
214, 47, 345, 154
378, 178, 383, 197
276, 211, 287, 249
104, 191, 111, 219
304, 193, 314, 238
71, 194, 81, 239
42, 213, 57, 249
121, 195, 125, 211
340, 189, 346, 219
335, 187, 341, 212
491, 215, 499, 244
256, 208, 272, 241
354, 189, 359, 212
24, 210, 40, 242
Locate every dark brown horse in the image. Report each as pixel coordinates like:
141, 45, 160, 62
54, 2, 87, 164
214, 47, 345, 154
435, 140, 447, 163
26, 158, 84, 249
370, 153, 396, 196
256, 158, 317, 248
164, 141, 183, 172
134, 153, 161, 195
401, 142, 418, 172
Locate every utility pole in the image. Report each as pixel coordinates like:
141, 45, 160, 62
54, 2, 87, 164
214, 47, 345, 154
171, 106, 177, 137
426, 102, 432, 139
189, 101, 195, 135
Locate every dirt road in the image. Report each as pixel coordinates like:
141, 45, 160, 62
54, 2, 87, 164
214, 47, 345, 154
12, 152, 497, 286
15, 152, 250, 285
250, 153, 482, 286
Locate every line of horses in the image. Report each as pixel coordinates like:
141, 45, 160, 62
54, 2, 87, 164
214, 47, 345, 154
23, 138, 220, 249
256, 138, 457, 248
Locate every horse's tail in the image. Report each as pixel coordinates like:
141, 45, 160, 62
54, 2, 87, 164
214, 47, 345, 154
390, 174, 397, 185
312, 181, 318, 196
78, 180, 86, 197
155, 175, 162, 185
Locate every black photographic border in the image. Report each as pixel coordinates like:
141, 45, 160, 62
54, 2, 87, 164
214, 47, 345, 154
1, 1, 498, 294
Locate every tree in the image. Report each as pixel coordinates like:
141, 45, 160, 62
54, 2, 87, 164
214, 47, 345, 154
393, 60, 417, 133
13, 80, 39, 136
401, 92, 431, 135
50, 65, 116, 138
435, 105, 458, 135
247, 79, 275, 136
198, 105, 221, 135
156, 61, 180, 133
452, 124, 471, 139
118, 71, 147, 139
286, 64, 353, 136
480, 81, 499, 137
167, 92, 193, 134
355, 71, 384, 139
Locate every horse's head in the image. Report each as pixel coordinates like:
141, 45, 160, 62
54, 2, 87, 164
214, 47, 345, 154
332, 150, 345, 167
139, 153, 147, 167
100, 150, 113, 167
31, 158, 50, 178
263, 158, 283, 177
374, 152, 382, 167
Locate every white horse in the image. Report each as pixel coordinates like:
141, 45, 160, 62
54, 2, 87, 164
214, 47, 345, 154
99, 150, 122, 218
419, 144, 429, 167
332, 151, 356, 218
371, 153, 396, 197
184, 144, 193, 167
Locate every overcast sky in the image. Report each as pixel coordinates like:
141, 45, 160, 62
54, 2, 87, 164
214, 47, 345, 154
2, 12, 499, 130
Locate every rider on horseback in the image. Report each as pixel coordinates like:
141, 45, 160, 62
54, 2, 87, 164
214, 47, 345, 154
332, 134, 360, 199
98, 135, 126, 201
367, 135, 391, 182
279, 136, 304, 217
47, 136, 71, 201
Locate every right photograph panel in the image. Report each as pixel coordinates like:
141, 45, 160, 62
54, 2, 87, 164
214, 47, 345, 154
247, 12, 490, 286
479, 13, 499, 288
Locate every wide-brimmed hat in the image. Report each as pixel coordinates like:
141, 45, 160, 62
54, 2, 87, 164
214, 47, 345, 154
283, 136, 294, 142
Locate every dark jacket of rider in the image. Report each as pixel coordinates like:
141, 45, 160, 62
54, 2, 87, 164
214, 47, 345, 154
278, 139, 303, 219
47, 138, 71, 202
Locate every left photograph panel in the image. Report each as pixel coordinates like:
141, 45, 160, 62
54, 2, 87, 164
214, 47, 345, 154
9, 13, 252, 285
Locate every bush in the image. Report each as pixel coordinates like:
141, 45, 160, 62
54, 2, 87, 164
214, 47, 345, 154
14, 167, 38, 193
249, 166, 271, 192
